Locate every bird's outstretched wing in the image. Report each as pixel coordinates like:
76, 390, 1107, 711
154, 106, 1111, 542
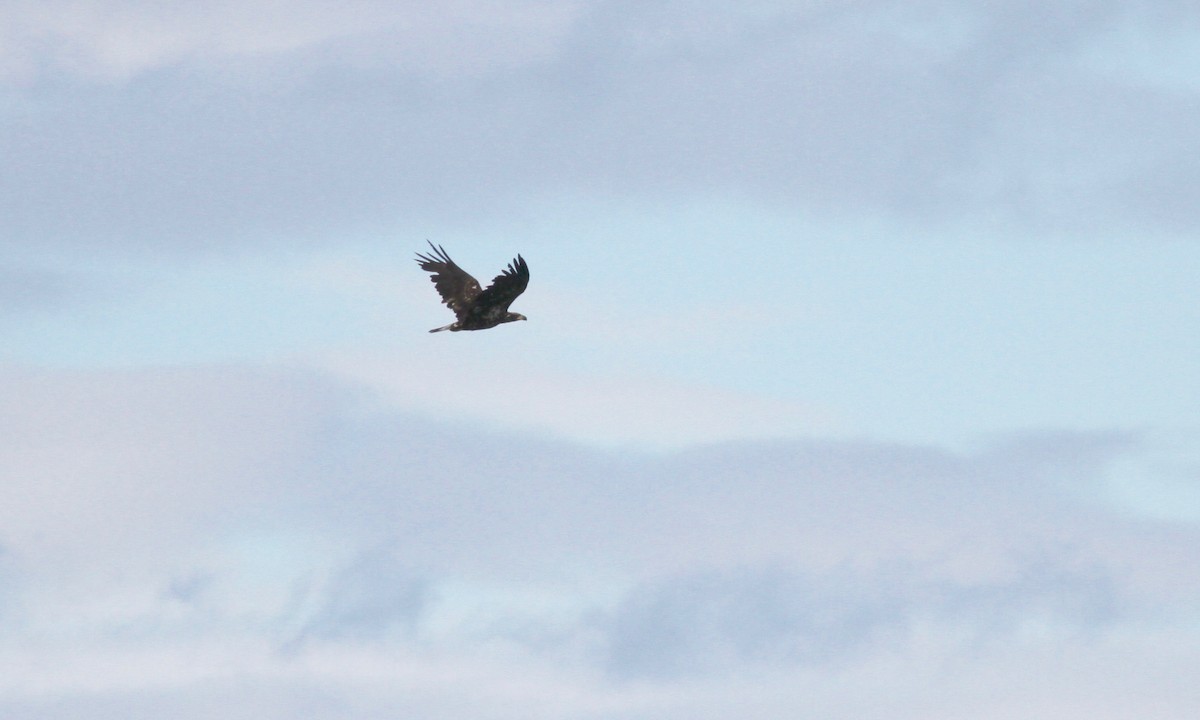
414, 241, 482, 318
474, 254, 529, 313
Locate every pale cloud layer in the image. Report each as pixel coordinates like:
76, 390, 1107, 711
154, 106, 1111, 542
3, 0, 1197, 251
317, 347, 842, 447
1, 365, 1197, 717
0, 0, 582, 82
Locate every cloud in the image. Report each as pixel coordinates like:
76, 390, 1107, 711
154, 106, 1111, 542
316, 346, 841, 449
0, 0, 582, 83
0, 365, 347, 569
602, 565, 906, 679
0, 267, 77, 314
3, 0, 1196, 253
0, 364, 1196, 713
283, 545, 430, 650
600, 556, 1122, 681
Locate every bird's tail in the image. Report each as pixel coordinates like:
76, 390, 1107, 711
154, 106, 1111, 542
428, 324, 454, 333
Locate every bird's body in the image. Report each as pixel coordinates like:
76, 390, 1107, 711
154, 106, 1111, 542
415, 242, 529, 333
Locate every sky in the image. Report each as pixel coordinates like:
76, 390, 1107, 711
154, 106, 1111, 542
2, 1, 1199, 717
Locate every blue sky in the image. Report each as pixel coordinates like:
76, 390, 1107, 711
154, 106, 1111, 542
2, 2, 1199, 718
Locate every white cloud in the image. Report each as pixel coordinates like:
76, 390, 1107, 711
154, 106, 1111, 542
0, 267, 76, 313
0, 0, 584, 83
0, 365, 343, 566
3, 0, 1197, 250
0, 363, 1197, 717
313, 345, 842, 448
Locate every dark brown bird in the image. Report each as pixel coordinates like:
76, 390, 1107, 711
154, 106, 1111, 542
415, 242, 529, 333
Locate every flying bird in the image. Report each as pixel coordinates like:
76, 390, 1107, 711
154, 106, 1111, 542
414, 242, 529, 333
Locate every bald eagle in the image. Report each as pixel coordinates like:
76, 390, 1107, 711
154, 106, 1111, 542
415, 242, 530, 333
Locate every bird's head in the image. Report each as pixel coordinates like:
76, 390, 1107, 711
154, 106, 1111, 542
504, 312, 527, 324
